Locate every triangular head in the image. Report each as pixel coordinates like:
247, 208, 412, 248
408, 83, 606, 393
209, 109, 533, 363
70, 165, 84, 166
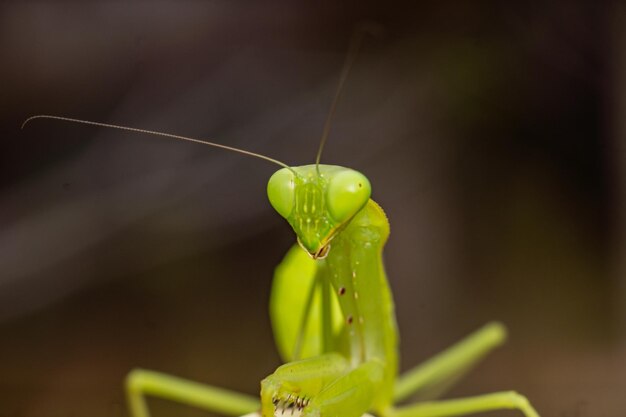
267, 165, 371, 259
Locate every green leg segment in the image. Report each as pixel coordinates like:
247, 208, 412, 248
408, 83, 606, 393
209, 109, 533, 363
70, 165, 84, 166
310, 360, 385, 417
390, 391, 539, 417
394, 322, 507, 402
261, 354, 386, 417
261, 353, 350, 416
126, 369, 260, 417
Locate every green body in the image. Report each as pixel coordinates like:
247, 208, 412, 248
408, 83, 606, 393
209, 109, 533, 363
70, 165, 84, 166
263, 164, 396, 417
125, 163, 542, 417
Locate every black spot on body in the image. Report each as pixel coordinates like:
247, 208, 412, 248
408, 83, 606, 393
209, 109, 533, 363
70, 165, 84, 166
347, 315, 353, 324
338, 287, 346, 296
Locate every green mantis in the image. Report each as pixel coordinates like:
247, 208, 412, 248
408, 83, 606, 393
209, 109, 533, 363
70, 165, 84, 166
23, 35, 541, 417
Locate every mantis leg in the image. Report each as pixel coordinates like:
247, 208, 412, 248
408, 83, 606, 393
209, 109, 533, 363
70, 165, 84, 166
260, 353, 350, 415
126, 368, 260, 417
307, 359, 385, 417
270, 245, 343, 363
261, 354, 385, 417
390, 391, 540, 417
394, 322, 507, 402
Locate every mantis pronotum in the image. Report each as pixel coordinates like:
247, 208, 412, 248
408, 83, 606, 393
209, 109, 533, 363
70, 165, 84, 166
23, 31, 541, 417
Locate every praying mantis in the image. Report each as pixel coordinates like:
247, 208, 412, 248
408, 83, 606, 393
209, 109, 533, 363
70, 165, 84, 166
23, 32, 541, 417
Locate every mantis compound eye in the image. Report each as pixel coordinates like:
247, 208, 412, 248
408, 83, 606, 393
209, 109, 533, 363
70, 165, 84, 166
326, 170, 371, 224
267, 167, 296, 219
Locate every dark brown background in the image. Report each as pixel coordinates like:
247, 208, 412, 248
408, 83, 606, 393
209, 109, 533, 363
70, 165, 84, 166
1, 2, 625, 417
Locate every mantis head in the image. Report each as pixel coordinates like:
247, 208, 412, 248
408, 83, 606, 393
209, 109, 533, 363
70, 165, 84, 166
267, 165, 371, 259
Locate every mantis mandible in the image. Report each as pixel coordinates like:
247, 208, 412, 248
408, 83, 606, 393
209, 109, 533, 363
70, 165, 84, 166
23, 30, 541, 417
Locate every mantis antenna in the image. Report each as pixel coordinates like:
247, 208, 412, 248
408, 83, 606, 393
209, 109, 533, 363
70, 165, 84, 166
21, 115, 293, 171
314, 24, 378, 174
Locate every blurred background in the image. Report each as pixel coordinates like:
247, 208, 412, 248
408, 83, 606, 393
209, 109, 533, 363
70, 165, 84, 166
1, 2, 625, 416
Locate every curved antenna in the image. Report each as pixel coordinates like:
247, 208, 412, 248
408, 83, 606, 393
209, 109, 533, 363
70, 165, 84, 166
22, 115, 293, 170
315, 24, 379, 173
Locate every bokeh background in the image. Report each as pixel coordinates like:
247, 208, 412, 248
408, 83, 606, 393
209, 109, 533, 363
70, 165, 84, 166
1, 2, 625, 416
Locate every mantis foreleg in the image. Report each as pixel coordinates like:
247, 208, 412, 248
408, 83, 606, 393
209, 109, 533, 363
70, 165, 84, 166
261, 355, 385, 417
270, 246, 344, 363
260, 353, 349, 415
